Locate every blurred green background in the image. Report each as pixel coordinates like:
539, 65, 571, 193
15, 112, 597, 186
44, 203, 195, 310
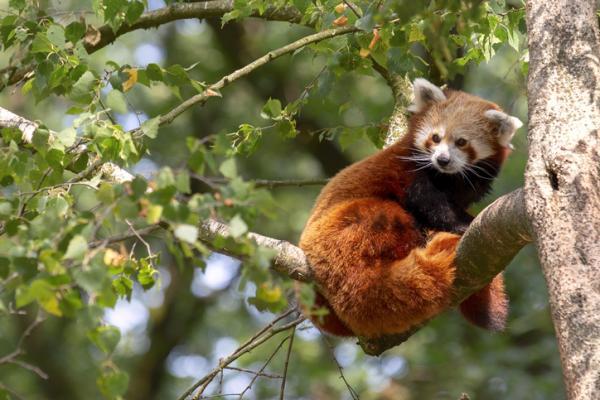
0, 0, 562, 399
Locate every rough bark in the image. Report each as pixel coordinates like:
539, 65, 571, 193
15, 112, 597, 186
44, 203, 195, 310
525, 1, 600, 399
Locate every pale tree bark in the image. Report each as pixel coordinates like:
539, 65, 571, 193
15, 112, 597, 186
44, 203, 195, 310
526, 1, 600, 399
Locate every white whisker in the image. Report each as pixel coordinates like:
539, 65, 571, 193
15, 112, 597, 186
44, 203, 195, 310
459, 170, 477, 191
464, 165, 494, 181
407, 163, 433, 173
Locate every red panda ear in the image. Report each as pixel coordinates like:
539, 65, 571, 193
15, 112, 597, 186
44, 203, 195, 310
484, 109, 523, 148
408, 78, 447, 113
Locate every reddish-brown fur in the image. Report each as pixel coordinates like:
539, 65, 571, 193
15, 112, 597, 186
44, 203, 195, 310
298, 87, 513, 338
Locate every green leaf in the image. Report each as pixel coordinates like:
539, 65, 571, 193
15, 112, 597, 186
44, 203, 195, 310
97, 368, 129, 399
112, 275, 133, 297
125, 1, 145, 24
16, 279, 63, 316
106, 89, 128, 114
164, 64, 189, 86
46, 24, 65, 49
104, 0, 128, 23
355, 11, 375, 31
260, 98, 282, 120
9, 0, 26, 11
56, 127, 76, 147
229, 214, 247, 238
64, 235, 88, 260
146, 204, 163, 224
248, 282, 287, 312
145, 63, 163, 81
275, 119, 297, 138
408, 23, 425, 42
70, 71, 97, 104
65, 21, 86, 43
0, 257, 9, 279
0, 202, 12, 218
175, 171, 191, 194
156, 167, 175, 189
137, 263, 157, 288
130, 176, 147, 198
219, 158, 237, 179
174, 224, 198, 244
30, 32, 53, 53
46, 196, 70, 217
141, 117, 160, 139
88, 325, 121, 354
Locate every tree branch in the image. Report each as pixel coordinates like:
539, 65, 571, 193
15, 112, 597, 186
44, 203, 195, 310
0, 106, 130, 185
156, 25, 358, 126
195, 188, 532, 355
198, 219, 313, 282
0, 107, 38, 142
85, 1, 304, 54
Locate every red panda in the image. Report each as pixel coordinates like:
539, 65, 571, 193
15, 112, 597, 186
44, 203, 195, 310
298, 78, 523, 338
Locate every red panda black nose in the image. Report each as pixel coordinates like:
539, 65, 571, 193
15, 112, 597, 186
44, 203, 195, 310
437, 155, 450, 166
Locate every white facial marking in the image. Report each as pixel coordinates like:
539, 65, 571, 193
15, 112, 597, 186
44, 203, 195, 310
431, 141, 468, 174
470, 139, 494, 161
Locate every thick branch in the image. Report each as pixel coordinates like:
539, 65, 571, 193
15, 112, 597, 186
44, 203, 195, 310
198, 219, 313, 282
0, 107, 38, 142
452, 188, 532, 302
86, 1, 304, 53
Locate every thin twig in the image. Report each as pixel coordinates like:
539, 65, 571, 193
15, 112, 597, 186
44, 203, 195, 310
0, 310, 47, 382
191, 175, 329, 189
343, 1, 362, 18
223, 366, 282, 379
88, 224, 162, 249
322, 335, 360, 400
7, 359, 49, 379
0, 382, 25, 400
177, 308, 302, 400
125, 219, 154, 258
237, 335, 290, 399
279, 326, 296, 400
16, 181, 98, 197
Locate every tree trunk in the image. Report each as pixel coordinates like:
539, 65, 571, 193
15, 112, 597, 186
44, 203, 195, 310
525, 1, 600, 399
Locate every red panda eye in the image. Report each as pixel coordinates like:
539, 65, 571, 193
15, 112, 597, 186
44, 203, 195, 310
432, 134, 441, 143
456, 138, 467, 147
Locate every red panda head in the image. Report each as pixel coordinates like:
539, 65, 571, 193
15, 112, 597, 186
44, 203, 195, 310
407, 78, 523, 174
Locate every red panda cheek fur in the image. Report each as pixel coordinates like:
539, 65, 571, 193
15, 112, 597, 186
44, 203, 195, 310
298, 86, 514, 338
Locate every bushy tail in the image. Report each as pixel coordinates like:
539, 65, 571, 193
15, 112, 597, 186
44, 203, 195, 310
459, 274, 508, 331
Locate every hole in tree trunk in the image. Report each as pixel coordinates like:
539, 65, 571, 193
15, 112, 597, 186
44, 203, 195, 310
547, 168, 559, 190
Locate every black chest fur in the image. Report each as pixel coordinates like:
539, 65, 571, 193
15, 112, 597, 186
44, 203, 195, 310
402, 159, 500, 234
